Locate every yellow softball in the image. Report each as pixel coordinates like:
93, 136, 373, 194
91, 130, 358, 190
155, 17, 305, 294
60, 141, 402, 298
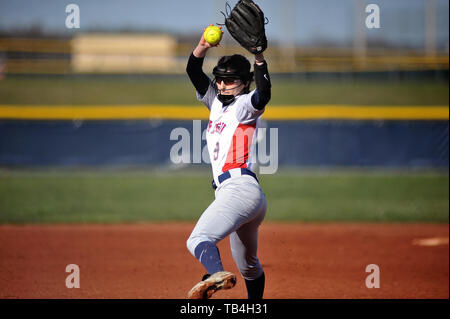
203, 25, 223, 46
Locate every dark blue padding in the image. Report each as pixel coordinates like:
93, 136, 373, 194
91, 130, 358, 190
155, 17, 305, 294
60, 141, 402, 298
0, 120, 447, 168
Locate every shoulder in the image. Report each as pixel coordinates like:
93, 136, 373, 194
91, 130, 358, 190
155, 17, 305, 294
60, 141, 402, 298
234, 90, 264, 124
197, 81, 218, 109
235, 89, 256, 107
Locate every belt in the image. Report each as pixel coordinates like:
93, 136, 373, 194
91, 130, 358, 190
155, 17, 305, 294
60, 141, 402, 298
212, 168, 259, 190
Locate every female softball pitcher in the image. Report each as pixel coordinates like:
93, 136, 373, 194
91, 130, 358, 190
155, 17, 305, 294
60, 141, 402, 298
185, 19, 272, 299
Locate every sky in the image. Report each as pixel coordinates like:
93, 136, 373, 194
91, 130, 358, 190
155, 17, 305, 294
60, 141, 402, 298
0, 0, 448, 48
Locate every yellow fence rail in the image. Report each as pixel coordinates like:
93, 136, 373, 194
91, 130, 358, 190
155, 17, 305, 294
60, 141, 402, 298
0, 105, 448, 121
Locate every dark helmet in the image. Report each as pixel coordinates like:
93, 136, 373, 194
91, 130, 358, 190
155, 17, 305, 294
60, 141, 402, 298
213, 54, 254, 83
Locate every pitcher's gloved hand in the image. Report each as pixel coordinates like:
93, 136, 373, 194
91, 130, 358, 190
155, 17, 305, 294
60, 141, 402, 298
224, 0, 268, 54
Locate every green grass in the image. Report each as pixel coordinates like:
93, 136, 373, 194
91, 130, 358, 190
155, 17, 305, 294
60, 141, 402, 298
261, 171, 449, 222
0, 169, 448, 223
0, 77, 448, 106
0, 78, 198, 106
270, 80, 449, 106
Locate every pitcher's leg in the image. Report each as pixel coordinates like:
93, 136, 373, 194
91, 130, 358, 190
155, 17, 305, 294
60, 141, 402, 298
230, 195, 267, 299
186, 187, 252, 299
187, 204, 233, 273
230, 224, 263, 280
187, 188, 253, 274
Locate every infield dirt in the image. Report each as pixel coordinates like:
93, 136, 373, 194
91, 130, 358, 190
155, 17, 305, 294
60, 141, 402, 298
0, 223, 448, 299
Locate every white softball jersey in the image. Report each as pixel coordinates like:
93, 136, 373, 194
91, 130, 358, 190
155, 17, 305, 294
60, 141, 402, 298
197, 82, 265, 186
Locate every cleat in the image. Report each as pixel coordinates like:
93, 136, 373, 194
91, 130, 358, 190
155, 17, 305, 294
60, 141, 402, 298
202, 273, 211, 281
187, 271, 236, 299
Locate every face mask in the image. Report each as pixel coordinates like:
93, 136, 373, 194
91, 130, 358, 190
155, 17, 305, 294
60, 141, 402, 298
216, 80, 245, 106
217, 93, 235, 106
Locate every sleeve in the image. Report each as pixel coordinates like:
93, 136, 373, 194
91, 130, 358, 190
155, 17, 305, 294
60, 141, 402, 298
235, 60, 271, 124
250, 61, 271, 110
197, 81, 218, 110
235, 90, 265, 124
186, 52, 212, 97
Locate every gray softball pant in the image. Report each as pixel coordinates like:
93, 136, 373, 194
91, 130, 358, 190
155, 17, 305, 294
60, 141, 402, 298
187, 174, 267, 280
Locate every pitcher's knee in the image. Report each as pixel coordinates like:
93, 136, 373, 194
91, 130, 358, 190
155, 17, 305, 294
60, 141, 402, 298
186, 236, 196, 257
186, 234, 211, 257
237, 259, 264, 281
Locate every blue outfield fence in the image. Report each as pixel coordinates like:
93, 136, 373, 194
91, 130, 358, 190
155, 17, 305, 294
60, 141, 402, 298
0, 119, 448, 168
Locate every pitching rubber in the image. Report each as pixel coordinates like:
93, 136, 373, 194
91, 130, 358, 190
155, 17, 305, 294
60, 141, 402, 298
187, 271, 237, 299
